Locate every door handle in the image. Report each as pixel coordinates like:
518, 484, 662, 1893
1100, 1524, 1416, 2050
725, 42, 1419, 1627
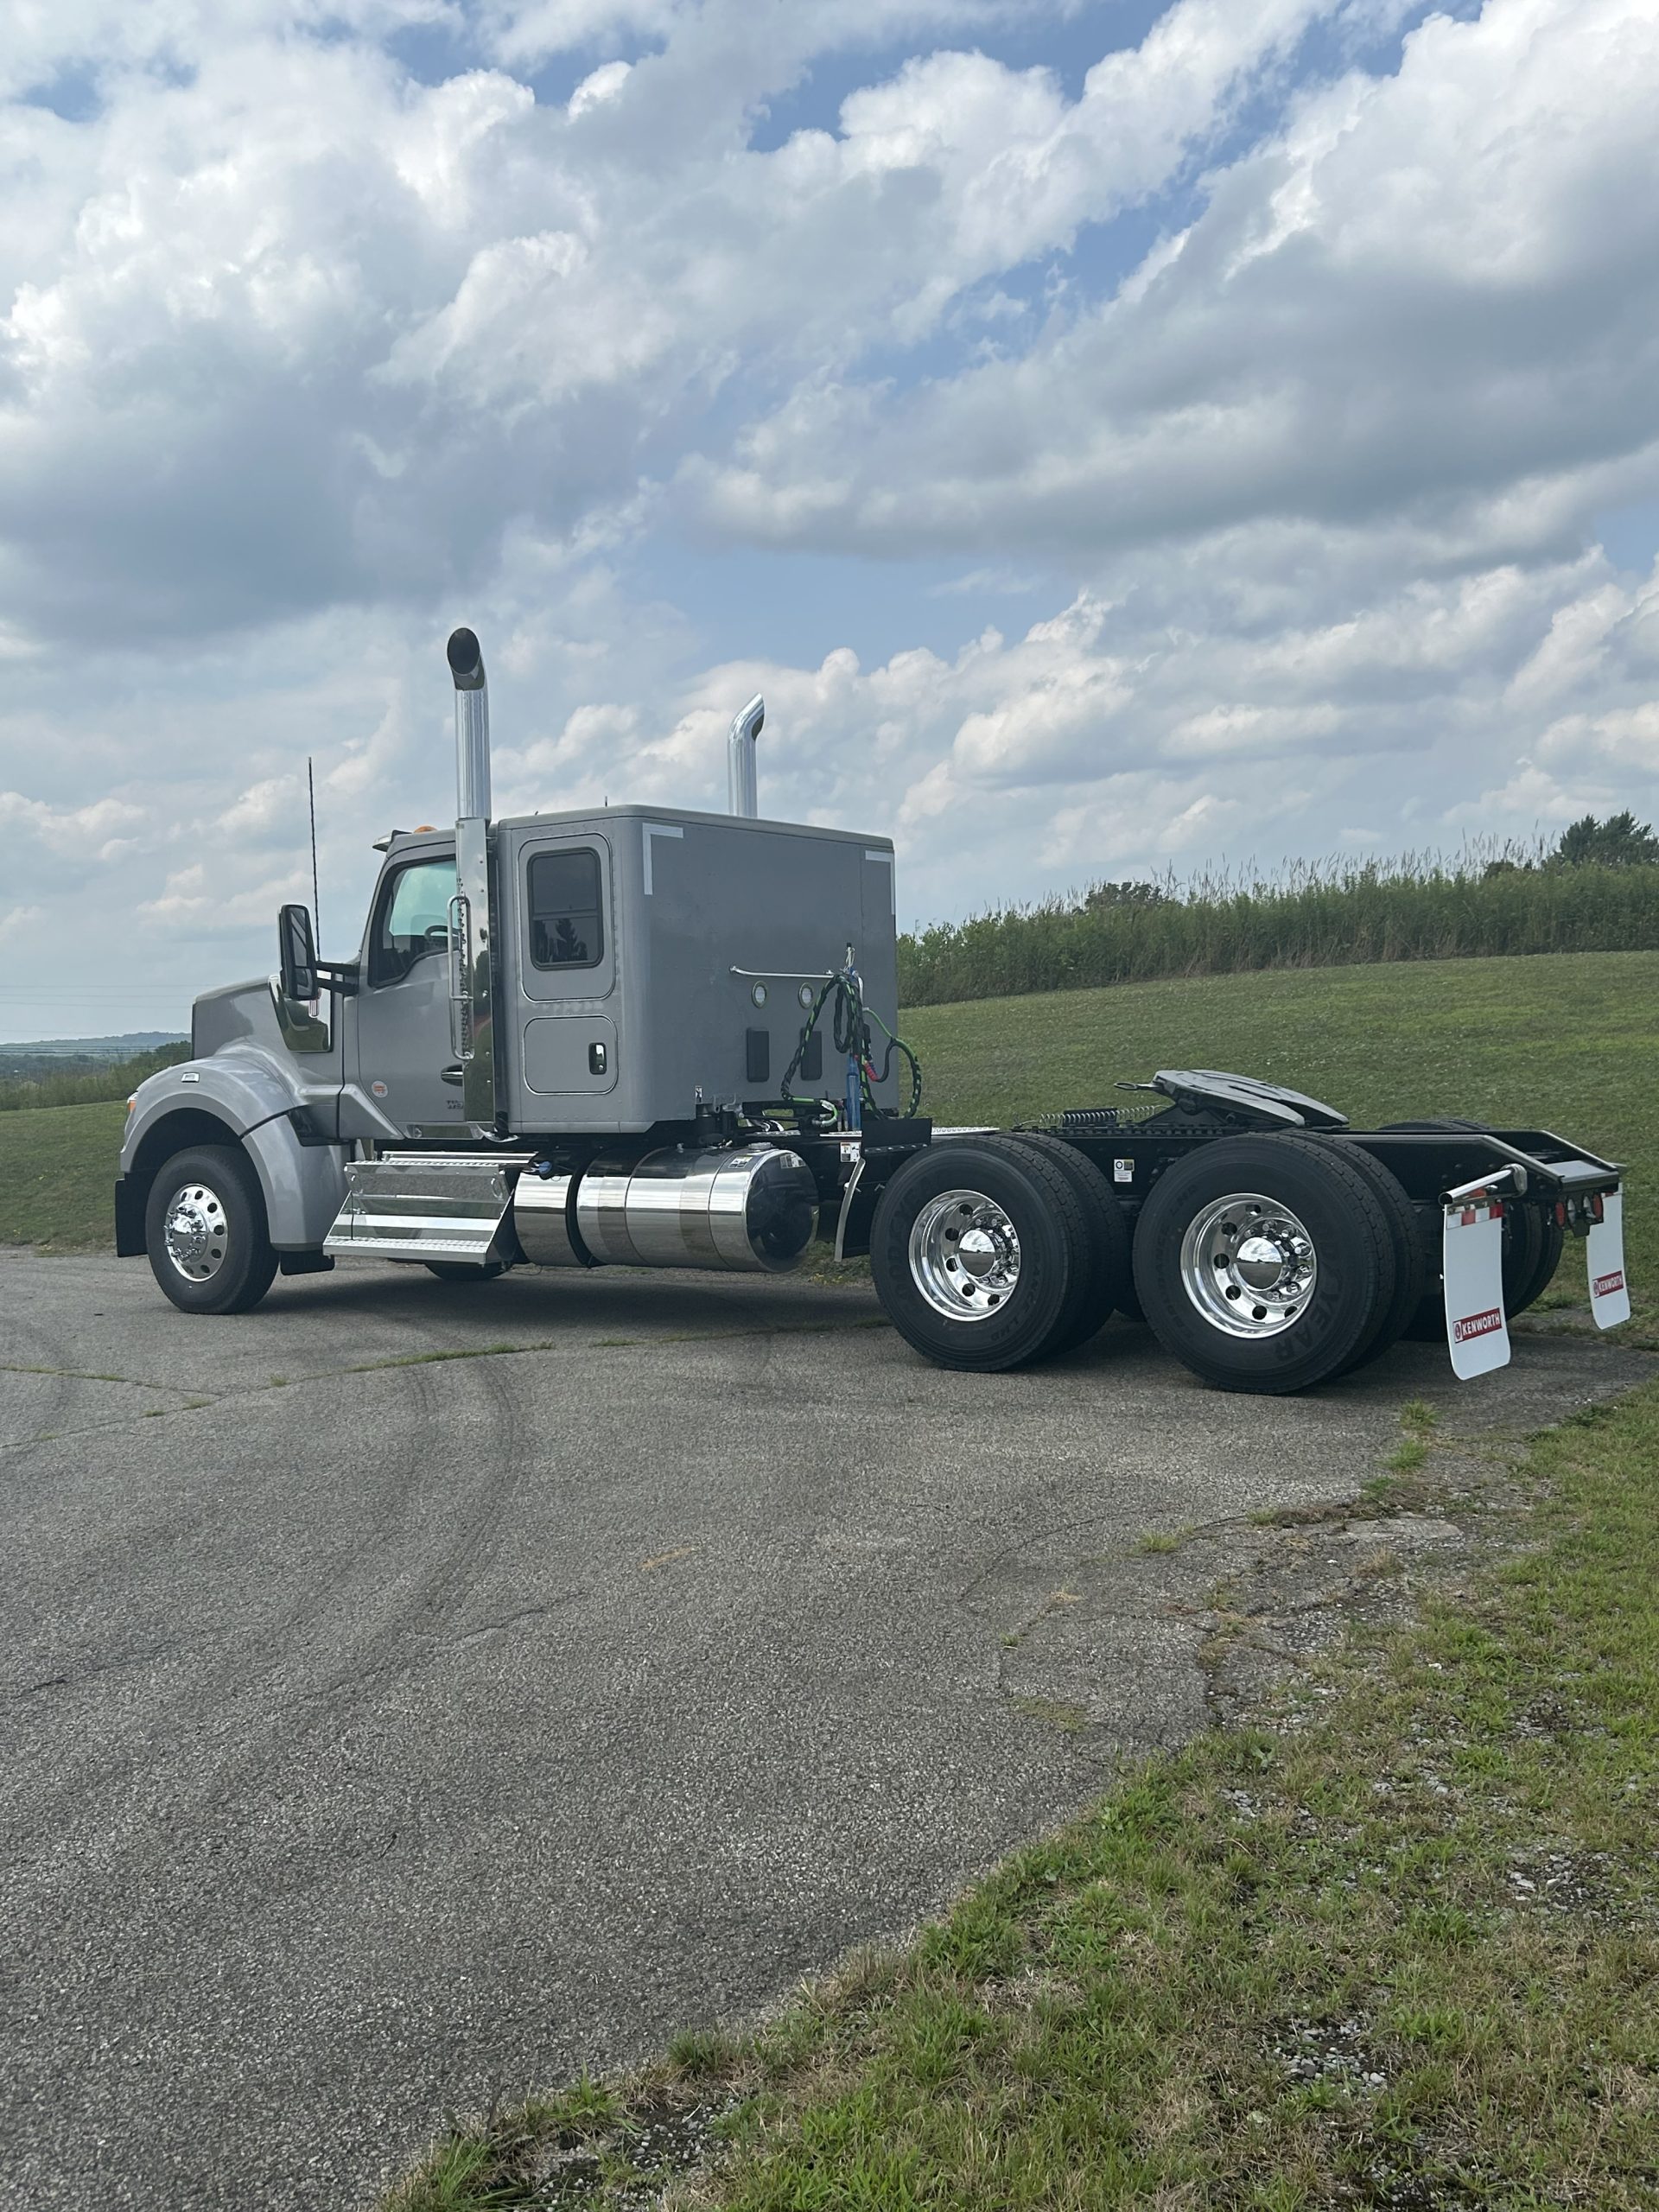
441, 1063, 465, 1087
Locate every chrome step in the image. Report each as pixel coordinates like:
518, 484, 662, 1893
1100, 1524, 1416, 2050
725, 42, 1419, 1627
323, 1152, 530, 1265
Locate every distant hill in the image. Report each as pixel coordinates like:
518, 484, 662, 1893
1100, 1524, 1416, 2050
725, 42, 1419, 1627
0, 1031, 188, 1063
0, 1033, 189, 1085
0, 1037, 192, 1109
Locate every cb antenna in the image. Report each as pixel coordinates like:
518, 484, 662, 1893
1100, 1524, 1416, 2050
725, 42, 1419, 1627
308, 757, 321, 944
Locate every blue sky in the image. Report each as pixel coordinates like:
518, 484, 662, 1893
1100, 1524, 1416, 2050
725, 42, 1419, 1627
2, 0, 1657, 1035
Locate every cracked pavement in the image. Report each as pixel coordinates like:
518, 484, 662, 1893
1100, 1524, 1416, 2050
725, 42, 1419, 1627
2, 1248, 1651, 2211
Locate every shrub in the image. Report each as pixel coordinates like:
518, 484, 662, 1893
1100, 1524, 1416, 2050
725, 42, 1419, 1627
897, 848, 1659, 1007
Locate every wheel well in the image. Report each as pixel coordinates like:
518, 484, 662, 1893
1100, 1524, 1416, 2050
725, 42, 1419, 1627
118, 1109, 251, 1257
130, 1108, 242, 1183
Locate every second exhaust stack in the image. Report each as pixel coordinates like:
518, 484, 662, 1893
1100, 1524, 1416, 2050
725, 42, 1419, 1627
448, 626, 492, 821
727, 693, 764, 818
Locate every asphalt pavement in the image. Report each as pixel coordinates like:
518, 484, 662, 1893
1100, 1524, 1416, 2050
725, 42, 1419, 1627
3, 1248, 1649, 2210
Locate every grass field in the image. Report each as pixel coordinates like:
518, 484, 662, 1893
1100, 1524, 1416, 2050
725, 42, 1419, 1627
897, 855, 1659, 1005
0, 1099, 127, 1253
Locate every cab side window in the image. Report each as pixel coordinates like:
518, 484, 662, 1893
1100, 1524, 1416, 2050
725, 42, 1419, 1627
528, 848, 604, 970
370, 858, 457, 986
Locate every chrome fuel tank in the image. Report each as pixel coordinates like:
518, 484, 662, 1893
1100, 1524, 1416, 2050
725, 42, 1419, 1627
566, 1144, 818, 1272
512, 1170, 587, 1267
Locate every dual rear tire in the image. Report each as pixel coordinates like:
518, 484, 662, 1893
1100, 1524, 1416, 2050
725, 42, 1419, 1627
870, 1135, 1130, 1372
1129, 1135, 1411, 1394
874, 1129, 1427, 1395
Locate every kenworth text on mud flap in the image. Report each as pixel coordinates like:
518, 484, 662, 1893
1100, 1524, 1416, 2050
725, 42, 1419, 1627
115, 629, 1631, 1395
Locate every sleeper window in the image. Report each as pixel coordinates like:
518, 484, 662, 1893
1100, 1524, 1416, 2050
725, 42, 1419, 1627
528, 848, 604, 971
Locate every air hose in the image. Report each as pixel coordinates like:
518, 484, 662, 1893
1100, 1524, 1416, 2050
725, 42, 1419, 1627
779, 960, 923, 1126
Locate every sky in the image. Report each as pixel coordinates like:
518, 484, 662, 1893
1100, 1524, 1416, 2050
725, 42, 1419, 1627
3, 0, 1658, 1038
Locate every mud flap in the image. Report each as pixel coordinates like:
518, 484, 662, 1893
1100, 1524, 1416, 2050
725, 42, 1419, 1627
1442, 1195, 1510, 1380
1587, 1186, 1630, 1330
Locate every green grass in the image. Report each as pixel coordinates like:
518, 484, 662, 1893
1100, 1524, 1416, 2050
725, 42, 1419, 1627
0, 1099, 127, 1251
388, 1384, 1659, 2212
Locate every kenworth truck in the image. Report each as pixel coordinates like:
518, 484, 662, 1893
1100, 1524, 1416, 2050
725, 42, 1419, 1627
116, 630, 1631, 1395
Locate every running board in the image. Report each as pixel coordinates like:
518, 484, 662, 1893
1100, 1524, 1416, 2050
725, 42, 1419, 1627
323, 1153, 528, 1265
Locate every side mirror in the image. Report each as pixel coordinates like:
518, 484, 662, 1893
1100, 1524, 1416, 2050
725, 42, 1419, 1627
278, 903, 319, 1003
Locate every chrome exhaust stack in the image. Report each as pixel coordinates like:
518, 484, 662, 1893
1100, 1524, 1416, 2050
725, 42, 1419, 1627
448, 626, 492, 821
727, 692, 764, 818
445, 626, 497, 1129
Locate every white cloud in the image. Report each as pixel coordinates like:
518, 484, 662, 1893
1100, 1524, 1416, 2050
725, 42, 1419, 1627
140, 861, 315, 932
682, 0, 1659, 565
0, 791, 146, 852
0, 0, 1347, 649
3, 0, 1659, 1034
0, 902, 46, 946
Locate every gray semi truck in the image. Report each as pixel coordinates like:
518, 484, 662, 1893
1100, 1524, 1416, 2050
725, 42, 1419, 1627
116, 629, 1631, 1395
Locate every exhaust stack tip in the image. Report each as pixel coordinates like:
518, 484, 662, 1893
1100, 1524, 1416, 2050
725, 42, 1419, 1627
728, 691, 765, 818
448, 627, 492, 819
448, 627, 486, 690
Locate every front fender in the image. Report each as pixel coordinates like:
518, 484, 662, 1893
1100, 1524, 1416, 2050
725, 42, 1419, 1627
242, 1116, 347, 1249
121, 1046, 303, 1166
118, 1049, 346, 1252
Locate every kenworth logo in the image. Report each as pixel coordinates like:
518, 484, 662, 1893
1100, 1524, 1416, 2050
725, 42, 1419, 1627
1593, 1269, 1626, 1300
1452, 1306, 1503, 1344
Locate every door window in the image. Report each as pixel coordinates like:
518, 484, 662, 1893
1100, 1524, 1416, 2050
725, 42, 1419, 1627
528, 848, 604, 970
371, 858, 457, 985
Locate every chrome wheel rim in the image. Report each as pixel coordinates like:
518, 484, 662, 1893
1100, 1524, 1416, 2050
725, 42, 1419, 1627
909, 1187, 1020, 1322
1179, 1191, 1316, 1338
163, 1181, 231, 1284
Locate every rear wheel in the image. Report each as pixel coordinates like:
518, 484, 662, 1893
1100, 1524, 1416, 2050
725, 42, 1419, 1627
1310, 1140, 1427, 1374
870, 1136, 1088, 1371
1004, 1132, 1132, 1351
1132, 1135, 1397, 1394
1504, 1207, 1566, 1318
145, 1145, 278, 1316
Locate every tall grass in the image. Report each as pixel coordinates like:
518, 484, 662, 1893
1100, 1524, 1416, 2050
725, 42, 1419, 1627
0, 1040, 191, 1113
897, 852, 1659, 1007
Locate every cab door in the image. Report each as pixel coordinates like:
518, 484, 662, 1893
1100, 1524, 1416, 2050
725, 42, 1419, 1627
350, 849, 464, 1140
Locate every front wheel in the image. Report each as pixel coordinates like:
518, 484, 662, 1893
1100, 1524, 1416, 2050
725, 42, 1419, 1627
1132, 1135, 1397, 1394
145, 1145, 278, 1315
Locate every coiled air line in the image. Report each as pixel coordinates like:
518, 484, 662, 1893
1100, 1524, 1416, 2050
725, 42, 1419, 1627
777, 949, 923, 1128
